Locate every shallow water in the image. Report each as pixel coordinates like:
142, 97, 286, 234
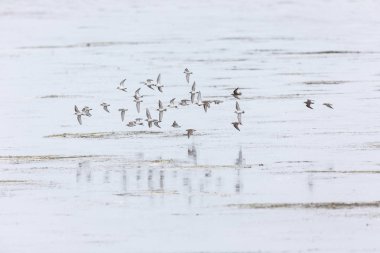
1, 0, 380, 252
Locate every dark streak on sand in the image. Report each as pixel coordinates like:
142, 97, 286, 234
229, 201, 380, 210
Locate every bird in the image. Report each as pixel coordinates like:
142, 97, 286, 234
74, 105, 84, 125
172, 121, 181, 128
142, 79, 155, 90
179, 99, 191, 106
186, 129, 196, 138
126, 121, 136, 127
156, 73, 164, 92
232, 122, 241, 131
189, 82, 198, 103
304, 99, 314, 109
157, 100, 167, 122
212, 100, 223, 105
134, 88, 144, 99
231, 88, 242, 99
100, 103, 110, 112
196, 92, 204, 106
203, 101, 211, 112
153, 120, 161, 128
323, 103, 333, 109
118, 108, 128, 121
234, 101, 245, 124
184, 68, 193, 83
168, 98, 178, 109
117, 78, 127, 92
145, 108, 154, 128
82, 106, 92, 117
134, 98, 143, 113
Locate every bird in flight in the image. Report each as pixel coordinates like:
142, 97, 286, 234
304, 99, 314, 109
118, 108, 128, 121
323, 103, 333, 109
231, 88, 242, 99
117, 78, 127, 92
184, 68, 193, 84
100, 102, 110, 112
186, 129, 196, 139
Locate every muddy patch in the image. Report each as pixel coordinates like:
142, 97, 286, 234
229, 201, 380, 210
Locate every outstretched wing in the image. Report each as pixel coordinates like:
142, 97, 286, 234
157, 73, 161, 85
186, 73, 190, 83
159, 111, 163, 122
77, 115, 82, 125
237, 114, 242, 124
192, 82, 196, 91
120, 78, 126, 87
170, 98, 175, 104
75, 105, 80, 113
136, 101, 141, 113
159, 100, 163, 109
191, 93, 195, 103
236, 101, 240, 111
121, 110, 125, 121
146, 108, 151, 119
158, 86, 163, 92
233, 123, 240, 131
197, 92, 202, 102
135, 88, 141, 96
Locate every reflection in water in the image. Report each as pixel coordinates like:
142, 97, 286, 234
159, 170, 165, 191
148, 169, 153, 190
188, 145, 197, 165
235, 146, 245, 167
235, 169, 242, 194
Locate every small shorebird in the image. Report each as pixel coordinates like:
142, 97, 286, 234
190, 82, 198, 103
153, 120, 161, 128
134, 98, 143, 113
117, 78, 127, 92
100, 102, 110, 112
184, 68, 192, 83
212, 100, 223, 105
168, 98, 178, 109
74, 105, 84, 125
186, 129, 196, 139
142, 79, 155, 90
134, 88, 144, 99
126, 121, 136, 127
179, 99, 191, 106
172, 121, 181, 128
82, 106, 92, 117
235, 101, 245, 124
231, 88, 242, 99
203, 101, 211, 112
157, 100, 167, 122
323, 103, 333, 109
304, 99, 314, 109
118, 108, 128, 121
232, 122, 241, 131
145, 108, 154, 128
156, 73, 164, 92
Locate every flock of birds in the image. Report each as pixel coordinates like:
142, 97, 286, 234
73, 68, 334, 138
73, 68, 245, 138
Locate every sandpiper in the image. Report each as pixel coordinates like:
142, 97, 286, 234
179, 99, 191, 106
153, 120, 161, 128
304, 99, 314, 109
186, 129, 196, 139
134, 98, 143, 113
156, 73, 164, 92
134, 88, 144, 99
172, 121, 181, 128
232, 88, 242, 99
100, 102, 110, 112
142, 79, 155, 90
82, 106, 92, 117
203, 101, 211, 112
184, 68, 193, 83
126, 121, 136, 127
74, 105, 84, 125
157, 100, 167, 122
190, 82, 198, 103
117, 78, 127, 92
168, 98, 178, 109
118, 108, 128, 121
323, 103, 333, 109
232, 122, 241, 131
145, 108, 154, 128
212, 100, 223, 105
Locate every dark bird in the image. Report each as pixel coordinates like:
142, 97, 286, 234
186, 129, 196, 139
323, 103, 333, 109
231, 88, 242, 99
232, 122, 241, 131
304, 99, 314, 109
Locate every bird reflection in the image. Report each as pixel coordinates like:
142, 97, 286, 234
235, 169, 242, 193
188, 145, 197, 165
159, 170, 165, 191
147, 169, 153, 190
235, 146, 245, 167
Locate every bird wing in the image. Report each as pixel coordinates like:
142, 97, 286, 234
186, 73, 190, 83
157, 73, 161, 85
77, 115, 82, 125
159, 111, 163, 122
191, 93, 195, 103
192, 82, 196, 91
121, 110, 125, 121
203, 103, 208, 112
75, 105, 80, 113
146, 108, 151, 119
104, 106, 110, 113
233, 123, 240, 131
148, 121, 152, 128
187, 131, 191, 139
197, 92, 202, 102
237, 114, 242, 124
136, 101, 141, 113
170, 98, 175, 104
236, 101, 240, 111
158, 86, 163, 92
120, 78, 126, 87
135, 88, 141, 96
159, 100, 163, 109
